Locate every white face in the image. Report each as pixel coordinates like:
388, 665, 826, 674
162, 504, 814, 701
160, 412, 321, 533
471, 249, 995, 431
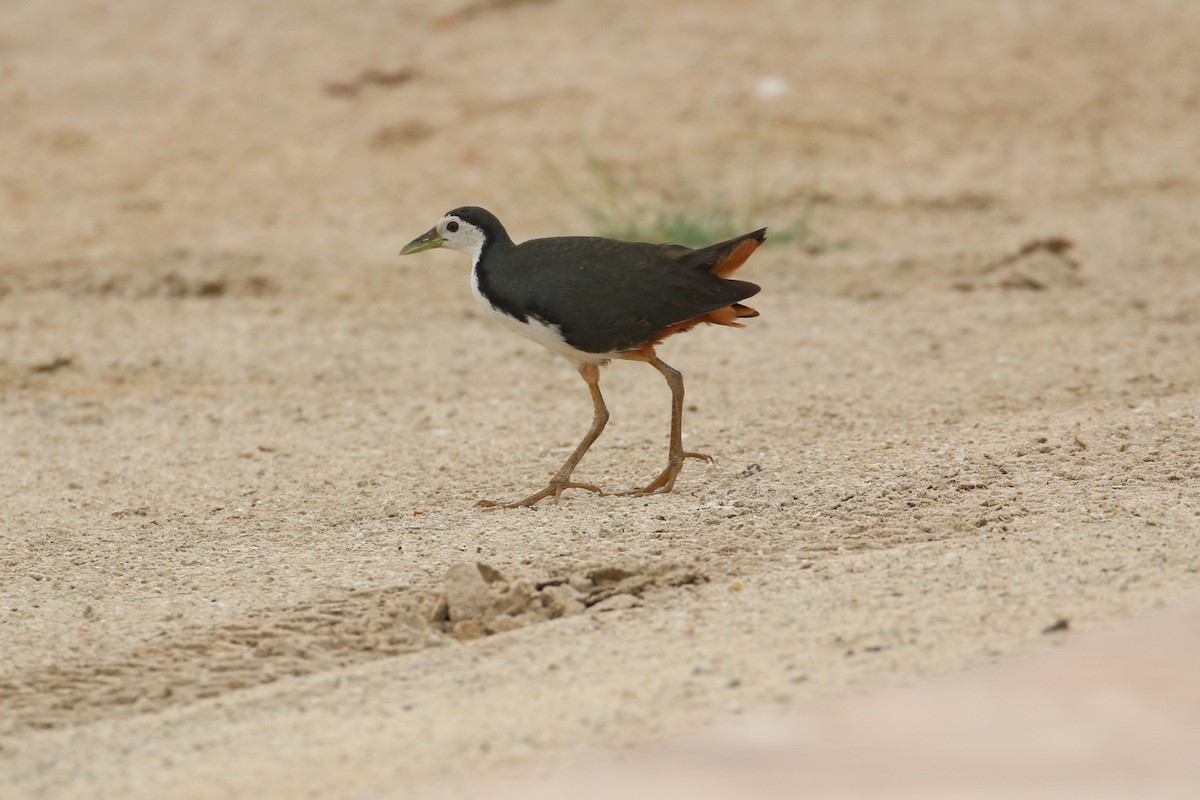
438, 213, 487, 263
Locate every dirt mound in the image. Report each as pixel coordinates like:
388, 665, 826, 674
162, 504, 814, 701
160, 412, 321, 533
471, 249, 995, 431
0, 562, 704, 735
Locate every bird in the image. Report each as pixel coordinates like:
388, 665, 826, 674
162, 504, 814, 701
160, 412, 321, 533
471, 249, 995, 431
401, 206, 765, 508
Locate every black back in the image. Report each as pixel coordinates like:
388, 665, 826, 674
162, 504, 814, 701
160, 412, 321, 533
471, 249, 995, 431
466, 210, 761, 354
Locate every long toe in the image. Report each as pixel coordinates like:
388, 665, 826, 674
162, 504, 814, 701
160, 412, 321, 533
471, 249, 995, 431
621, 482, 669, 496
477, 480, 604, 510
621, 453, 712, 496
620, 466, 677, 497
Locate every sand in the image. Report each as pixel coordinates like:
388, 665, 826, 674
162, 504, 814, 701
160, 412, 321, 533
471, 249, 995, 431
489, 600, 1200, 800
2, 0, 1198, 797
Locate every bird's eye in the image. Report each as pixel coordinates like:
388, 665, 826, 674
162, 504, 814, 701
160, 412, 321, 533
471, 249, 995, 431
446, 221, 460, 233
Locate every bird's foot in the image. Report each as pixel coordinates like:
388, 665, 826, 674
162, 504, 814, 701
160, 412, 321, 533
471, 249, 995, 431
620, 451, 712, 496
477, 480, 604, 510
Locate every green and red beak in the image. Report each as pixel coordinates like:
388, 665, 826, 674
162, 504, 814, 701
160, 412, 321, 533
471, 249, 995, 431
400, 226, 444, 255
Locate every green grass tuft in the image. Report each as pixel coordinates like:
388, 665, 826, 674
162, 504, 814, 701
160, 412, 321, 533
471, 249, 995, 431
545, 142, 816, 248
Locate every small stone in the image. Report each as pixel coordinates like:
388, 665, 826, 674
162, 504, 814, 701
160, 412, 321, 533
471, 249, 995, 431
452, 618, 486, 640
491, 578, 536, 617
542, 584, 585, 618
567, 573, 593, 593
442, 563, 490, 622
486, 614, 528, 634
589, 565, 636, 584
589, 594, 642, 613
659, 569, 706, 588
476, 562, 506, 584
614, 574, 654, 596
428, 596, 449, 623
754, 75, 790, 99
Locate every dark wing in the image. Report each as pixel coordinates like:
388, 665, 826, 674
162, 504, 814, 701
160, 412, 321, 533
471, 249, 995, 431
659, 228, 768, 276
490, 237, 760, 354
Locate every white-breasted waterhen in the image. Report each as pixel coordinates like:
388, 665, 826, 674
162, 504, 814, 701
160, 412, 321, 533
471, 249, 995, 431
401, 206, 764, 508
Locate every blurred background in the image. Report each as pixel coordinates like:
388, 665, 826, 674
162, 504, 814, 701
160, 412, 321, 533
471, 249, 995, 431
7, 0, 1196, 266
3, 1, 1199, 798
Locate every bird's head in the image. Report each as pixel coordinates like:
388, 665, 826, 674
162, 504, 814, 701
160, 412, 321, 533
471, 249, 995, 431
401, 207, 506, 262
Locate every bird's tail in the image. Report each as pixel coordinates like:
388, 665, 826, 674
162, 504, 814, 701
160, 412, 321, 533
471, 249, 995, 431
707, 228, 767, 278
644, 228, 766, 347
659, 228, 767, 277
649, 300, 760, 345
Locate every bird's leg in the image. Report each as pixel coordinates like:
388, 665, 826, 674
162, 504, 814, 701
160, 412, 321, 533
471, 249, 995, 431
622, 353, 712, 496
478, 363, 609, 509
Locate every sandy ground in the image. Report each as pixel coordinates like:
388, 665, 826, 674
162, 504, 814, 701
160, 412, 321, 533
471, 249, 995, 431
2, 0, 1198, 797
490, 599, 1200, 800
